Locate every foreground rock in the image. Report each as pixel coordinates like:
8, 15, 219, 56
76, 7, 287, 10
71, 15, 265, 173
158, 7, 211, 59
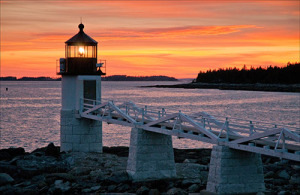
0, 143, 299, 194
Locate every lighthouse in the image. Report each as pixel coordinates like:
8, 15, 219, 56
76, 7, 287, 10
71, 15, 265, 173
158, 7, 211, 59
57, 23, 105, 153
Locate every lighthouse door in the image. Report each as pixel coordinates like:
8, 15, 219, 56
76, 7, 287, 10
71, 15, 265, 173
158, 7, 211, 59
83, 80, 96, 101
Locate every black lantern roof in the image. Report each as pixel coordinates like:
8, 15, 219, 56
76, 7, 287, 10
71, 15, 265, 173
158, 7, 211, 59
65, 23, 98, 46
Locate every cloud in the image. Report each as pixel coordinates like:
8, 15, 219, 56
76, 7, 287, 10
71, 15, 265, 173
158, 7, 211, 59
1, 0, 299, 78
91, 25, 260, 40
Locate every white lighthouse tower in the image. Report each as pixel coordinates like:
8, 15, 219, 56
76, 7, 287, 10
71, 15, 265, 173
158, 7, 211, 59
57, 23, 105, 153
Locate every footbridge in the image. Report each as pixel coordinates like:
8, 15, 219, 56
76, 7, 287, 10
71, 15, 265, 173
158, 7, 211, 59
78, 98, 299, 194
80, 98, 300, 162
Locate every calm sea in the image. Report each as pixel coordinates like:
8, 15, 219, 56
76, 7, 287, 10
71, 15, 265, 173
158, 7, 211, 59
1, 81, 299, 152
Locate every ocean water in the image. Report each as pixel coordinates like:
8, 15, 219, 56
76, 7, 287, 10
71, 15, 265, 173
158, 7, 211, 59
0, 81, 299, 152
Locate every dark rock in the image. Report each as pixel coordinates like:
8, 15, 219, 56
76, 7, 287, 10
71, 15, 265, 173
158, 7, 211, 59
31, 175, 46, 183
8, 157, 19, 166
24, 183, 38, 190
107, 184, 116, 192
0, 185, 14, 194
33, 151, 44, 157
81, 186, 101, 193
264, 164, 281, 173
174, 148, 211, 165
91, 169, 104, 180
117, 183, 130, 192
176, 163, 208, 184
14, 181, 31, 188
18, 188, 39, 195
255, 192, 265, 195
273, 178, 289, 186
0, 173, 14, 186
45, 143, 60, 157
106, 170, 132, 183
0, 162, 18, 176
275, 160, 289, 166
18, 167, 41, 179
46, 173, 75, 182
278, 191, 287, 195
167, 187, 188, 195
16, 154, 70, 178
146, 179, 175, 192
96, 172, 106, 182
289, 175, 300, 185
188, 184, 200, 193
90, 185, 101, 191
291, 165, 300, 171
103, 146, 129, 157
136, 186, 149, 195
277, 170, 290, 180
82, 188, 92, 193
181, 178, 201, 187
265, 171, 275, 178
183, 159, 197, 163
0, 147, 25, 160
0, 152, 11, 161
69, 167, 91, 176
53, 180, 71, 193
148, 189, 160, 195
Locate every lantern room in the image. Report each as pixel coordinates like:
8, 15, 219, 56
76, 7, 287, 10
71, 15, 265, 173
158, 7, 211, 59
57, 23, 105, 76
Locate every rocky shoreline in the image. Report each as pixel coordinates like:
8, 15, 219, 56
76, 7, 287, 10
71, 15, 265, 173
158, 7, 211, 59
0, 143, 299, 194
144, 83, 300, 93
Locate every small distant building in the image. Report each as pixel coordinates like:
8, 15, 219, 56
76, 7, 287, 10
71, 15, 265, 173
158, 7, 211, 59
57, 23, 105, 153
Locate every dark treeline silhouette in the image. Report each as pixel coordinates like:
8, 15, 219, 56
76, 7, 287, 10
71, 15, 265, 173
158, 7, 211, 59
102, 75, 177, 81
195, 63, 300, 84
0, 77, 61, 81
0, 76, 17, 81
0, 75, 177, 82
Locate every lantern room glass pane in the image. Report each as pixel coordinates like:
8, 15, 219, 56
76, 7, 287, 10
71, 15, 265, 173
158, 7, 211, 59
66, 45, 96, 58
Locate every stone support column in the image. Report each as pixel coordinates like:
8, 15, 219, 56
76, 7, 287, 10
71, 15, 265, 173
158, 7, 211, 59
60, 110, 102, 153
205, 145, 265, 194
126, 128, 176, 181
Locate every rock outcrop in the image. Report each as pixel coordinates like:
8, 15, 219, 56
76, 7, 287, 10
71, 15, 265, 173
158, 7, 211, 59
0, 143, 299, 194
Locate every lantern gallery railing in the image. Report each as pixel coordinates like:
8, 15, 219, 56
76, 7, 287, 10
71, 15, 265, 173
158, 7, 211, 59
80, 98, 300, 162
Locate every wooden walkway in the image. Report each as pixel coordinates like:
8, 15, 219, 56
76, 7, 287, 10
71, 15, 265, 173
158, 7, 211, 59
80, 99, 300, 162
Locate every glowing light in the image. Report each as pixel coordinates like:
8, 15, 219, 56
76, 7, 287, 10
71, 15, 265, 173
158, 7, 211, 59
79, 47, 84, 56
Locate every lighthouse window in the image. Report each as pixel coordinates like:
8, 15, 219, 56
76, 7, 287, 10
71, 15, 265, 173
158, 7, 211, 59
84, 80, 96, 101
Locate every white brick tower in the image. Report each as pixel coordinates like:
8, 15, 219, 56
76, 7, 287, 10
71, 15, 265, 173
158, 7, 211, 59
57, 23, 105, 153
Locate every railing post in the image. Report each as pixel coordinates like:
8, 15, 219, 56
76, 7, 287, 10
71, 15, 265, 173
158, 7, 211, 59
275, 130, 283, 150
158, 111, 161, 119
249, 121, 254, 135
282, 133, 286, 150
141, 108, 145, 124
225, 117, 229, 141
108, 101, 112, 118
162, 108, 165, 117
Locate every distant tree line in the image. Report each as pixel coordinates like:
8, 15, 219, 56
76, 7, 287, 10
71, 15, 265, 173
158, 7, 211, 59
0, 75, 177, 82
102, 75, 177, 81
0, 77, 61, 81
195, 63, 300, 84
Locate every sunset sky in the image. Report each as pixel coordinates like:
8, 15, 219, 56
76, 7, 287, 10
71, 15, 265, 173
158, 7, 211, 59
1, 1, 299, 79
